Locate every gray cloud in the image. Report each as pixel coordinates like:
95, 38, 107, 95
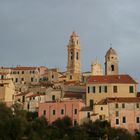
0, 0, 140, 87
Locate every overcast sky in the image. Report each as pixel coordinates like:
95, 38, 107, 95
0, 0, 140, 84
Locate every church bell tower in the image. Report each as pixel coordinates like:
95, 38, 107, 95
105, 47, 119, 75
66, 32, 81, 81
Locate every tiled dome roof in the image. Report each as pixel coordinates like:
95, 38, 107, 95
106, 47, 117, 56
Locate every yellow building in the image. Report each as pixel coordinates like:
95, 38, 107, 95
86, 75, 138, 107
0, 72, 15, 106
9, 66, 41, 93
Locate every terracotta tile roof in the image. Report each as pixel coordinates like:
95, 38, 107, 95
0, 72, 8, 75
59, 75, 66, 78
87, 75, 137, 84
64, 92, 85, 98
26, 93, 44, 98
48, 68, 58, 72
15, 92, 29, 96
90, 113, 98, 116
43, 99, 83, 104
97, 97, 140, 105
80, 106, 92, 111
11, 66, 37, 71
0, 67, 11, 69
64, 86, 86, 93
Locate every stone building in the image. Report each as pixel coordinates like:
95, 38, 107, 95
66, 32, 81, 81
105, 47, 119, 75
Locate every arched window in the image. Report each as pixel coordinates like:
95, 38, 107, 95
111, 65, 115, 71
71, 52, 73, 60
76, 52, 79, 60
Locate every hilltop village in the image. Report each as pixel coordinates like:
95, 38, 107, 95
0, 32, 140, 133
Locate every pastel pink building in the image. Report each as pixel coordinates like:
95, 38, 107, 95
39, 99, 85, 125
94, 97, 140, 133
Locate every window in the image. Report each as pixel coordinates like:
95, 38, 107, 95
122, 116, 126, 123
71, 52, 73, 60
76, 52, 79, 60
115, 103, 119, 108
92, 86, 96, 93
22, 96, 25, 102
52, 95, 55, 101
0, 84, 4, 87
31, 77, 34, 82
43, 110, 46, 115
136, 103, 139, 108
101, 107, 103, 111
99, 115, 103, 120
122, 103, 125, 108
87, 112, 90, 118
99, 86, 107, 93
99, 86, 101, 93
129, 86, 134, 93
115, 118, 119, 125
1, 75, 4, 79
52, 110, 55, 115
15, 78, 18, 83
21, 78, 24, 81
27, 104, 30, 110
113, 86, 118, 93
90, 99, 94, 109
99, 115, 105, 120
136, 117, 140, 123
70, 75, 72, 80
77, 40, 79, 45
22, 71, 24, 74
88, 86, 90, 93
74, 109, 77, 115
104, 86, 107, 93
116, 111, 119, 117
111, 65, 115, 71
52, 75, 54, 79
74, 120, 77, 126
61, 109, 64, 115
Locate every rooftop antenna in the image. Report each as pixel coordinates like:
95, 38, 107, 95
110, 42, 112, 48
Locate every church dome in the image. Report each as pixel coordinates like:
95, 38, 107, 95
106, 47, 117, 56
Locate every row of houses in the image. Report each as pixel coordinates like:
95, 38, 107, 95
0, 32, 139, 133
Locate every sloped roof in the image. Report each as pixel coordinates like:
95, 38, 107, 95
87, 75, 137, 84
64, 92, 85, 98
97, 97, 140, 105
80, 106, 92, 111
106, 47, 117, 56
11, 66, 37, 71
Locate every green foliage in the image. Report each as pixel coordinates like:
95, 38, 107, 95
109, 127, 134, 140
52, 116, 72, 128
0, 103, 138, 140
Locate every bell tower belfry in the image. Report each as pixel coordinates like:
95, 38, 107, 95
105, 47, 119, 75
66, 32, 81, 81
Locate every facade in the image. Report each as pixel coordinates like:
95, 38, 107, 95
86, 75, 138, 107
91, 59, 103, 76
10, 66, 40, 85
105, 47, 119, 75
0, 72, 15, 106
39, 99, 85, 125
93, 97, 140, 133
66, 32, 81, 81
